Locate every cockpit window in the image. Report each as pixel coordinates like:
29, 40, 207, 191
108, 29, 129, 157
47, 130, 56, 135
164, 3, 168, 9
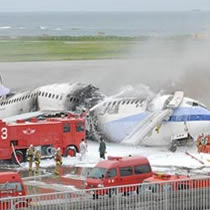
187, 101, 207, 109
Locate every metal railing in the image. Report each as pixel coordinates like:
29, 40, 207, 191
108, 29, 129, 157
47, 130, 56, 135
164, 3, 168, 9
1, 176, 210, 210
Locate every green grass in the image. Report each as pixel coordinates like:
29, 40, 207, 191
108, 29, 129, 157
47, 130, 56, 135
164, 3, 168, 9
0, 36, 142, 62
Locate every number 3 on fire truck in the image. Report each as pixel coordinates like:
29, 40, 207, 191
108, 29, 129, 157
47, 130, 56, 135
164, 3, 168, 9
1, 127, 8, 140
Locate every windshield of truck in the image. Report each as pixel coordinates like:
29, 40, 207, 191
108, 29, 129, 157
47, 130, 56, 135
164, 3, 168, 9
0, 182, 23, 192
88, 167, 106, 179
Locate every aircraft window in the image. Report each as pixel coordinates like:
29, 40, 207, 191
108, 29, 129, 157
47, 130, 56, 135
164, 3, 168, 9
122, 100, 126, 105
126, 100, 130, 104
69, 97, 73, 102
52, 94, 55, 98
21, 96, 24, 100
41, 92, 44, 97
113, 101, 116, 106
117, 101, 121, 105
192, 102, 198, 106
45, 92, 48, 97
187, 101, 207, 109
24, 96, 27, 100
8, 101, 11, 104
131, 99, 136, 104
26, 95, 29, 99
18, 98, 21, 101
38, 91, 41, 96
48, 93, 52, 98
108, 102, 111, 106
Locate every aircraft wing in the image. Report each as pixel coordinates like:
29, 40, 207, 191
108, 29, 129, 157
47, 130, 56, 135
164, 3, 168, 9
121, 91, 184, 145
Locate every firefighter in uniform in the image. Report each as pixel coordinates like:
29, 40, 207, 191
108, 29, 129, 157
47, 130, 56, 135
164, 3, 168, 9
34, 150, 41, 174
54, 148, 62, 175
26, 144, 35, 171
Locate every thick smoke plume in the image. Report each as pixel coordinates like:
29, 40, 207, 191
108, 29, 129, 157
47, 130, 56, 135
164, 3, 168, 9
1, 37, 210, 106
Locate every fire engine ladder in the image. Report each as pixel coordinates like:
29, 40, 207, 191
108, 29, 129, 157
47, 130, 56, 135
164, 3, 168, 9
121, 91, 184, 145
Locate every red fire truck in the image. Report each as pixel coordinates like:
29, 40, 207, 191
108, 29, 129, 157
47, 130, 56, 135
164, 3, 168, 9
86, 155, 153, 198
142, 172, 210, 193
0, 113, 86, 164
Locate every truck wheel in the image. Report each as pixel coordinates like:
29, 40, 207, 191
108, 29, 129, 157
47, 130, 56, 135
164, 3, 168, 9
64, 146, 76, 157
11, 150, 24, 164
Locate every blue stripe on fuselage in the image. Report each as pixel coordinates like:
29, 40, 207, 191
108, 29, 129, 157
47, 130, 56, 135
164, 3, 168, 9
107, 107, 210, 124
103, 107, 210, 142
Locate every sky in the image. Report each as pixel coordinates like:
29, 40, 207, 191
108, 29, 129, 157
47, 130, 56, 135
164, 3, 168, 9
0, 0, 210, 12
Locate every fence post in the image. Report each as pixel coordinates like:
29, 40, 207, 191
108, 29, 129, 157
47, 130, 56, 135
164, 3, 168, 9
116, 187, 119, 210
65, 192, 68, 210
165, 187, 168, 210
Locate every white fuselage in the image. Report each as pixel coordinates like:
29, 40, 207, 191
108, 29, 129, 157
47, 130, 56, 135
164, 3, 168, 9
94, 95, 210, 146
0, 83, 102, 119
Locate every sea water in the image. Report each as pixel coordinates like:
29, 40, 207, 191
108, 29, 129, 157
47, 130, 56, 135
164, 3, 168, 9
0, 11, 209, 37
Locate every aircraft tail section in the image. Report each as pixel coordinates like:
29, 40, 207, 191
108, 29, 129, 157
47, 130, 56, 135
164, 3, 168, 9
0, 84, 10, 96
0, 76, 10, 97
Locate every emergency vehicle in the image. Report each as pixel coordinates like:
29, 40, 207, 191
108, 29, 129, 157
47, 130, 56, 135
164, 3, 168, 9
0, 113, 86, 164
142, 172, 210, 193
0, 172, 30, 209
196, 134, 210, 153
85, 156, 152, 198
